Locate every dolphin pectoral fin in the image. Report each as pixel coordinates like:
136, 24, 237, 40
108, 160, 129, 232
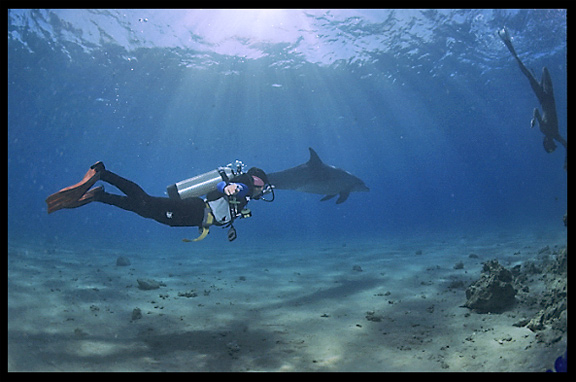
336, 192, 350, 204
269, 148, 368, 205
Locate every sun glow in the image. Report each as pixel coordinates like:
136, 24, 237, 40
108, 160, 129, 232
219, 9, 288, 35
181, 9, 311, 58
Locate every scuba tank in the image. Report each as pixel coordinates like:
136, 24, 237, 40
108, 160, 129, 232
167, 160, 245, 200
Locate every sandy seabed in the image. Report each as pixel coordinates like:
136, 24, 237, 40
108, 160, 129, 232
7, 228, 567, 372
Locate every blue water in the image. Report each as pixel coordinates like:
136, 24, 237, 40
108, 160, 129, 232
7, 9, 568, 372
8, 9, 567, 249
8, 9, 568, 250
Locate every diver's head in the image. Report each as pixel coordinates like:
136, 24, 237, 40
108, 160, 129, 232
251, 174, 265, 199
543, 136, 557, 153
247, 167, 274, 201
247, 167, 269, 184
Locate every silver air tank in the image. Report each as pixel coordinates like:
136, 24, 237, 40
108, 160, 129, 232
167, 167, 234, 200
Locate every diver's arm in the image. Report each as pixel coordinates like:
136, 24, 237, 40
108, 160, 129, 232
216, 181, 250, 197
555, 134, 567, 150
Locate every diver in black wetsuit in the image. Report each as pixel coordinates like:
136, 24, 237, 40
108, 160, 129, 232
45, 162, 271, 241
94, 163, 207, 227
498, 28, 567, 155
499, 28, 567, 227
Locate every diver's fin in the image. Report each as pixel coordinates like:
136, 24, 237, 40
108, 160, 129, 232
498, 28, 519, 59
45, 162, 104, 214
320, 194, 336, 202
64, 186, 103, 210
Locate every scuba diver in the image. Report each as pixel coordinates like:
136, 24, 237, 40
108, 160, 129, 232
45, 161, 274, 241
498, 28, 567, 156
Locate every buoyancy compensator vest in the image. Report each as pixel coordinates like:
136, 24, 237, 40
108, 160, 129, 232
169, 161, 248, 242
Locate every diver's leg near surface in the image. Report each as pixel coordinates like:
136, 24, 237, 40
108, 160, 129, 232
498, 28, 543, 98
541, 67, 554, 94
45, 161, 104, 214
498, 28, 519, 59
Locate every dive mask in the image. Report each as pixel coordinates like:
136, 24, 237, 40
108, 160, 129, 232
254, 184, 275, 202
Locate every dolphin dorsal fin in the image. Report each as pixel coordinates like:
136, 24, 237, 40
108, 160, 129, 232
307, 147, 323, 167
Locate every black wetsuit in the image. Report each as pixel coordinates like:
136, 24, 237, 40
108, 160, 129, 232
94, 170, 253, 227
499, 29, 566, 153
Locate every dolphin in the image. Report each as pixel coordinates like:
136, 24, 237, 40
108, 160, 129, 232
268, 148, 369, 204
